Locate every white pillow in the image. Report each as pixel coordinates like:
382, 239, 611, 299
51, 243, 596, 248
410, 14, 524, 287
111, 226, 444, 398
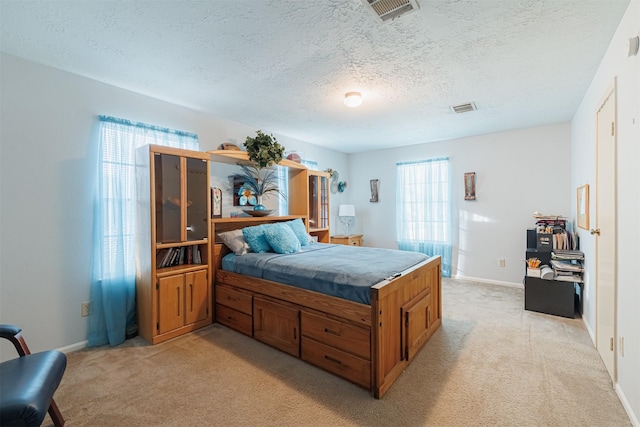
218, 229, 251, 255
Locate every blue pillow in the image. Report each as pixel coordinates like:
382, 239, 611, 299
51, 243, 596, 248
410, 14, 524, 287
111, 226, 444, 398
242, 225, 272, 253
263, 223, 301, 254
285, 218, 311, 246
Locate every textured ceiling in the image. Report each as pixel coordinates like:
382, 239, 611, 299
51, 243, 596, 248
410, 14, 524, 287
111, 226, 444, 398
0, 0, 630, 153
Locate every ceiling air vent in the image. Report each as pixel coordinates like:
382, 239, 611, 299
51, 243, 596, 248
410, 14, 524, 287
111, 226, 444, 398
362, 0, 420, 22
450, 102, 477, 114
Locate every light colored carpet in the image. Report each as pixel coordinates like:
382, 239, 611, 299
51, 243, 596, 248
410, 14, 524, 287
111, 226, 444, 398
50, 279, 631, 426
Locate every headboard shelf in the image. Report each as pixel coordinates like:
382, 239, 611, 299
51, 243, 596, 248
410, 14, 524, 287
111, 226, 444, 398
210, 215, 308, 244
211, 215, 305, 224
208, 150, 307, 170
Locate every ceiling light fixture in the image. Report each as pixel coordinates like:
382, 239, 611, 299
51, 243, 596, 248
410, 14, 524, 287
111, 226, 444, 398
344, 92, 363, 108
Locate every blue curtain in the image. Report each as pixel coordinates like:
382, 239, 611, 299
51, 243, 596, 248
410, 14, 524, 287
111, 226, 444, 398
88, 116, 199, 347
396, 158, 452, 277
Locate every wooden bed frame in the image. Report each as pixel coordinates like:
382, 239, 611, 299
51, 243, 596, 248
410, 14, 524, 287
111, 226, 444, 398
210, 216, 442, 398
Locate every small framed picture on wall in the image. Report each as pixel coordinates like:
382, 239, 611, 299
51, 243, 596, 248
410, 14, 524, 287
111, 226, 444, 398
370, 179, 379, 202
577, 184, 589, 230
464, 172, 476, 200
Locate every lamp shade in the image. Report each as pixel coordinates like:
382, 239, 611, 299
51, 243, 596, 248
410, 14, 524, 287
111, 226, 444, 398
338, 204, 355, 217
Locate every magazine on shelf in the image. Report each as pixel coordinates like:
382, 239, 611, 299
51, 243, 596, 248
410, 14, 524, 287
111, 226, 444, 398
551, 250, 584, 260
553, 273, 583, 283
550, 259, 584, 272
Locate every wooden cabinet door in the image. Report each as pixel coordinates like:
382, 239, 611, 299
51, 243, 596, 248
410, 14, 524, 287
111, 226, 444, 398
402, 288, 432, 361
158, 274, 185, 334
185, 270, 208, 325
154, 153, 182, 244
185, 157, 209, 242
307, 171, 330, 243
254, 297, 300, 357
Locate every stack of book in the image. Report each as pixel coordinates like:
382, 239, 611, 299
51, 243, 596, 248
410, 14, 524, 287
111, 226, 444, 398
156, 245, 201, 268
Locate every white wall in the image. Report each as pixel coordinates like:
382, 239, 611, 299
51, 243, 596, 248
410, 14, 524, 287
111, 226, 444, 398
0, 53, 347, 360
348, 124, 571, 285
570, 0, 639, 423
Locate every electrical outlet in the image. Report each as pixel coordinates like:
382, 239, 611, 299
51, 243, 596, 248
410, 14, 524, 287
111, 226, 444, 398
498, 258, 506, 267
81, 301, 91, 317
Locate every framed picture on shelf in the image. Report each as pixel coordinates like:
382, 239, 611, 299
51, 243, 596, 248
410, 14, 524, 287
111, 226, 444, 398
211, 187, 222, 218
232, 177, 250, 206
577, 184, 589, 230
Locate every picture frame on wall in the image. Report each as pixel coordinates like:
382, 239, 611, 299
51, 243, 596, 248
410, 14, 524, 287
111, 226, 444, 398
577, 184, 589, 230
370, 179, 379, 202
464, 172, 476, 200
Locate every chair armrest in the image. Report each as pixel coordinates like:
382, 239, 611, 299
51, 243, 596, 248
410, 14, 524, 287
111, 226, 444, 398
0, 324, 22, 339
0, 324, 31, 356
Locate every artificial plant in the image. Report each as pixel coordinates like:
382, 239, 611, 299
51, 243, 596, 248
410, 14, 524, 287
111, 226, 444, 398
244, 130, 285, 168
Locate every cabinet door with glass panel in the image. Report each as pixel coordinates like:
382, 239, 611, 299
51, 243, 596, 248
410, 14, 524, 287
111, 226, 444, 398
155, 153, 209, 244
308, 170, 330, 243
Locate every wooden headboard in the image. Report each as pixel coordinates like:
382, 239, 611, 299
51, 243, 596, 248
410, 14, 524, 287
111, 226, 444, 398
210, 215, 308, 271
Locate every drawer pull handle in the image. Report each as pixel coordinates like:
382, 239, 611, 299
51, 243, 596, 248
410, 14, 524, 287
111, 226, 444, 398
177, 287, 181, 316
324, 328, 341, 336
324, 355, 342, 365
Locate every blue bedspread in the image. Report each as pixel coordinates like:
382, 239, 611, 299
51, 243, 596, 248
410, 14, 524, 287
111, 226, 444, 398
221, 243, 428, 305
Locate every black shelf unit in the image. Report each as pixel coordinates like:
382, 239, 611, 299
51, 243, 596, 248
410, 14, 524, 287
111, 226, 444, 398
524, 276, 581, 318
524, 229, 583, 318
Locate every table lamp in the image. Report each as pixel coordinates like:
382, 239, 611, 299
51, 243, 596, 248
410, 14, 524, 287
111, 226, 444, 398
338, 204, 355, 236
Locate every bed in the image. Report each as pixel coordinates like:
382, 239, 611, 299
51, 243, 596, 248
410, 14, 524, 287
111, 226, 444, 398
210, 216, 442, 398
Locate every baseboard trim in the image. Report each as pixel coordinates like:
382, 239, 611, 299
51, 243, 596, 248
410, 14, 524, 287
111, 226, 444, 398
582, 316, 596, 344
453, 275, 523, 288
616, 383, 640, 427
57, 340, 87, 354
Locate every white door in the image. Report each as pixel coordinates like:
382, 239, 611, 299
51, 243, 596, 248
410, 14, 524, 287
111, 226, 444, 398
594, 82, 617, 382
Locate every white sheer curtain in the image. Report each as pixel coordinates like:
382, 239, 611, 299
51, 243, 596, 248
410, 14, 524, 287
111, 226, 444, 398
396, 158, 452, 277
88, 116, 199, 347
277, 159, 318, 214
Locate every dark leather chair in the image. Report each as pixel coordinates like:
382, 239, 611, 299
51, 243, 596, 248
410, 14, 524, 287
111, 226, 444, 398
0, 325, 66, 426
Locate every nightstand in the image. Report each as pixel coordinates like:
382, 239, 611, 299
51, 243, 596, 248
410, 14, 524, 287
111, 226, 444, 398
330, 234, 363, 246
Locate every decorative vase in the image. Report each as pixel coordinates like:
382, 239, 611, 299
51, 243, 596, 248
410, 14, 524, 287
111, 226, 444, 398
254, 195, 266, 211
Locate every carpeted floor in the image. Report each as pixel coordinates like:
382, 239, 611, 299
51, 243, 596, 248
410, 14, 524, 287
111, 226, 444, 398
51, 278, 631, 426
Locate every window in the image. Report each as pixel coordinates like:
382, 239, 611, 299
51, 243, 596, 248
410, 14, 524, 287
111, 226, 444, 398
301, 159, 318, 170
396, 158, 452, 277
88, 116, 198, 347
277, 157, 318, 214
277, 165, 289, 214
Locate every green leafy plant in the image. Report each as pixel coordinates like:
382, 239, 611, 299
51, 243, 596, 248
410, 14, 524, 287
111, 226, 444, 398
244, 130, 284, 168
231, 164, 286, 206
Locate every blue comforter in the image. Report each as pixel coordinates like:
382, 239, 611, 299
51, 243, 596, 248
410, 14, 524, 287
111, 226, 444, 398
221, 243, 428, 304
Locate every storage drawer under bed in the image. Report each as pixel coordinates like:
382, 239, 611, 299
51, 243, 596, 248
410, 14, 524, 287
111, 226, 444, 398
301, 311, 370, 360
216, 304, 252, 336
301, 337, 371, 388
216, 284, 252, 315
